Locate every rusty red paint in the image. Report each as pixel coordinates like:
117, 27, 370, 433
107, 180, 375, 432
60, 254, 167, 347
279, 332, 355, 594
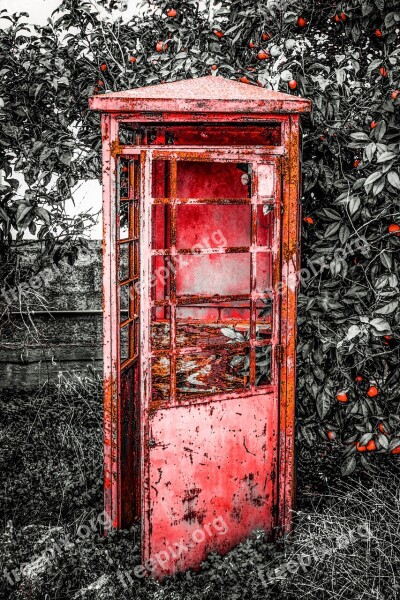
91, 76, 311, 578
89, 75, 311, 115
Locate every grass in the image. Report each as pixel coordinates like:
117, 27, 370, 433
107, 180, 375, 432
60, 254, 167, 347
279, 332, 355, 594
0, 368, 399, 599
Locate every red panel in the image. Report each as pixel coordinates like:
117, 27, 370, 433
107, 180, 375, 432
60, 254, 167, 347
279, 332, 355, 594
176, 205, 251, 249
161, 124, 281, 146
176, 161, 250, 198
176, 254, 250, 296
255, 252, 273, 292
152, 205, 171, 249
145, 395, 278, 578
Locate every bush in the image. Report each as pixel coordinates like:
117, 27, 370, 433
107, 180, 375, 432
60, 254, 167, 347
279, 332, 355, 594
1, 1, 400, 469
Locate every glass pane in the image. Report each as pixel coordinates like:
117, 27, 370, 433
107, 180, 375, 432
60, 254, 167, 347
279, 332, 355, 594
120, 324, 129, 363
119, 201, 129, 240
257, 204, 274, 247
119, 159, 129, 198
176, 205, 251, 249
176, 302, 250, 347
152, 356, 170, 402
258, 164, 275, 198
176, 254, 250, 296
119, 123, 138, 145
256, 298, 272, 340
149, 124, 281, 146
255, 252, 273, 293
152, 205, 171, 249
255, 345, 272, 386
151, 307, 170, 349
120, 283, 130, 323
119, 243, 131, 281
152, 160, 170, 197
176, 346, 250, 399
151, 256, 171, 301
176, 162, 251, 198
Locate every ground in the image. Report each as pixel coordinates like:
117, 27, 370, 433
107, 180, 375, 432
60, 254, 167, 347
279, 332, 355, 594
0, 376, 399, 600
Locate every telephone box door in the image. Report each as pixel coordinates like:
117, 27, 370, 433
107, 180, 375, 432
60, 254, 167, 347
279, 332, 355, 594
140, 149, 282, 577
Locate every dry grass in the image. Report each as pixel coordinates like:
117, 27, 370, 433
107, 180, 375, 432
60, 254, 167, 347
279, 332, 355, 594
275, 469, 400, 600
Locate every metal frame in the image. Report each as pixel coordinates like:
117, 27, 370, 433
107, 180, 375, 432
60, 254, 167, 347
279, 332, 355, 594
101, 114, 302, 539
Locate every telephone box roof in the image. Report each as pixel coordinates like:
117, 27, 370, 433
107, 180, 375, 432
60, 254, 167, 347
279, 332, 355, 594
89, 75, 311, 114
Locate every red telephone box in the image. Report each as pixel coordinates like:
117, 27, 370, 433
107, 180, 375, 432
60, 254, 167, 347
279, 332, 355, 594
89, 76, 311, 577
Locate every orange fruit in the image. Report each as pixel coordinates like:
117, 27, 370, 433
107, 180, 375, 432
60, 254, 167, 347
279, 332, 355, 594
297, 16, 307, 27
129, 56, 136, 63
392, 90, 399, 100
379, 66, 388, 77
378, 422, 387, 434
288, 80, 298, 90
375, 29, 383, 37
356, 442, 367, 452
214, 30, 224, 38
240, 76, 250, 84
388, 223, 400, 235
334, 14, 341, 23
262, 33, 270, 41
366, 439, 377, 451
155, 41, 164, 52
367, 385, 378, 398
167, 8, 177, 17
391, 445, 400, 455
336, 391, 348, 403
340, 12, 347, 21
370, 121, 378, 129
303, 216, 314, 225
249, 41, 256, 48
355, 375, 363, 383
100, 63, 107, 72
353, 159, 360, 167
257, 50, 269, 60
211, 64, 218, 71
327, 431, 336, 440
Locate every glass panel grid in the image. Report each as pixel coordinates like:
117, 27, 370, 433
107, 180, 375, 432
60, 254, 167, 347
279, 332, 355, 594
150, 158, 276, 404
118, 157, 140, 371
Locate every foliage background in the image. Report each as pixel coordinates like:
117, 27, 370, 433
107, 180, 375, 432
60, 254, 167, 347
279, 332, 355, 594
1, 0, 400, 472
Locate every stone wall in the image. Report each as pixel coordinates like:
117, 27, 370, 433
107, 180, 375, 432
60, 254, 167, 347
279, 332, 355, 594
0, 241, 103, 389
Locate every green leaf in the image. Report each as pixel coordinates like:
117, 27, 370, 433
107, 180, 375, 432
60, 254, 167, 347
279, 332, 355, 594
370, 318, 391, 336
350, 132, 369, 141
346, 325, 361, 340
377, 151, 397, 163
375, 300, 398, 315
364, 171, 382, 186
36, 207, 51, 225
388, 171, 400, 190
325, 221, 341, 237
348, 195, 360, 215
380, 251, 393, 270
341, 455, 356, 476
16, 203, 32, 225
316, 390, 331, 419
